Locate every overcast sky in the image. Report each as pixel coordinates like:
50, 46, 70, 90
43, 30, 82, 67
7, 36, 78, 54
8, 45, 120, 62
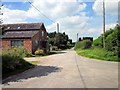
1, 0, 119, 42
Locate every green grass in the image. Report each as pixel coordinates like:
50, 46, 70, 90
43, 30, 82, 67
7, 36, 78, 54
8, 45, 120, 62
28, 61, 39, 65
76, 47, 119, 62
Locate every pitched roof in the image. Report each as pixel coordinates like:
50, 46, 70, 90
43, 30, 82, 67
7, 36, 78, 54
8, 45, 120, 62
2, 30, 39, 39
2, 23, 43, 30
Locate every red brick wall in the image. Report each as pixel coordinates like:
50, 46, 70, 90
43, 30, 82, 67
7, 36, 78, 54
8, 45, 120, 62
2, 39, 33, 53
2, 39, 11, 50
24, 39, 32, 53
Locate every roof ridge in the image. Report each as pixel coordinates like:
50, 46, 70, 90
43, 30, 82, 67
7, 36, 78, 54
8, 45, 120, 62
2, 22, 43, 25
2, 23, 44, 30
2, 30, 39, 39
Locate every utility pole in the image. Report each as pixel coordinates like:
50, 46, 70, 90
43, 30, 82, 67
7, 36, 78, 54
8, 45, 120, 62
103, 0, 106, 48
77, 33, 78, 42
56, 23, 60, 48
57, 23, 59, 34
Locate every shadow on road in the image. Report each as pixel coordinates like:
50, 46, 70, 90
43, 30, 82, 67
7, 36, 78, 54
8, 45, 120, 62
50, 51, 67, 55
3, 65, 62, 84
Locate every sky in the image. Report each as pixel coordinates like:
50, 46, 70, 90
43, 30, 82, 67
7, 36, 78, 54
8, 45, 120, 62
1, 0, 119, 42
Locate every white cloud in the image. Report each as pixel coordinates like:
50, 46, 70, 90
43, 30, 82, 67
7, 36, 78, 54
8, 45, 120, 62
27, 0, 87, 20
105, 23, 116, 30
1, 6, 28, 24
46, 15, 90, 41
88, 28, 99, 33
93, 0, 119, 16
1, 0, 117, 42
1, 1, 89, 42
86, 23, 116, 39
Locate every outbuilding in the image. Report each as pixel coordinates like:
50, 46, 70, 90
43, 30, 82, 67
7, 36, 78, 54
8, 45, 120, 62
2, 23, 48, 53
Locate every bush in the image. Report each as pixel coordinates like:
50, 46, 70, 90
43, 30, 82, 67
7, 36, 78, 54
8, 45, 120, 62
105, 26, 119, 57
2, 48, 34, 74
93, 36, 103, 47
11, 47, 27, 57
2, 52, 21, 72
84, 40, 92, 49
52, 46, 58, 51
74, 40, 92, 50
26, 52, 34, 57
93, 24, 120, 59
35, 48, 44, 56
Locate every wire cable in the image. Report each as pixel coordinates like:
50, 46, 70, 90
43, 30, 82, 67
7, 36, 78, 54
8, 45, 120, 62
27, 0, 55, 23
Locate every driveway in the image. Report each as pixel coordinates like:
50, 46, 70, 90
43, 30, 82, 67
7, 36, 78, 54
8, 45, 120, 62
2, 50, 118, 88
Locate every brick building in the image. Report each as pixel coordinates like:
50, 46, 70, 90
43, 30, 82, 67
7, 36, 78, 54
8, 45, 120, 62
2, 23, 48, 53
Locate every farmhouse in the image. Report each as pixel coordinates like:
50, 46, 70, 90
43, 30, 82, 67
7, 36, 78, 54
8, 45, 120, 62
2, 23, 48, 53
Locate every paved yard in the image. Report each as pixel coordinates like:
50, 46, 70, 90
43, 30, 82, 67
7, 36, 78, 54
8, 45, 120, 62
2, 50, 118, 88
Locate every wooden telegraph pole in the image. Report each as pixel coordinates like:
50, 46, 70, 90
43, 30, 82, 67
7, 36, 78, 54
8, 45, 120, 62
103, 0, 106, 48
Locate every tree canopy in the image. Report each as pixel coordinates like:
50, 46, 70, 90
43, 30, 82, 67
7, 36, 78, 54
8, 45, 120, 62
93, 24, 120, 57
48, 32, 73, 49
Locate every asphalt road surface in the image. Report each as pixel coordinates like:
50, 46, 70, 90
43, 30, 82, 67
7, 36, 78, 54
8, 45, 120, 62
2, 50, 118, 88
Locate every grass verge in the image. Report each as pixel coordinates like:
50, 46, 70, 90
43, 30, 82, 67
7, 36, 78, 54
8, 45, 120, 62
76, 47, 119, 62
27, 61, 39, 65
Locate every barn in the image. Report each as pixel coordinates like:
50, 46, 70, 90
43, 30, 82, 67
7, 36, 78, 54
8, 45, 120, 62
2, 23, 48, 53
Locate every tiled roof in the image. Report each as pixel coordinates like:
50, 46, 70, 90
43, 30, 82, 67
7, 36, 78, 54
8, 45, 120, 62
2, 23, 43, 30
2, 30, 39, 39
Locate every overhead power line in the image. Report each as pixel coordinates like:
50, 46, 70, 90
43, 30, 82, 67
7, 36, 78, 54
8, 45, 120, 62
27, 0, 55, 23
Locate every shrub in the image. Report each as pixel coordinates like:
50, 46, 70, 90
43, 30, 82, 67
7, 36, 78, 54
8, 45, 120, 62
2, 48, 34, 74
26, 52, 34, 57
105, 28, 118, 57
35, 48, 44, 56
12, 47, 27, 57
74, 40, 92, 50
2, 52, 21, 72
74, 41, 82, 50
52, 46, 58, 51
93, 24, 120, 59
93, 36, 103, 47
84, 40, 92, 49
11, 47, 35, 57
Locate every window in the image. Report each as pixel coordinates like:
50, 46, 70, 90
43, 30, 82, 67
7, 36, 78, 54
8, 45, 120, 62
35, 40, 38, 47
7, 27, 10, 29
35, 40, 38, 45
11, 40, 23, 48
42, 31, 44, 37
18, 27, 21, 29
